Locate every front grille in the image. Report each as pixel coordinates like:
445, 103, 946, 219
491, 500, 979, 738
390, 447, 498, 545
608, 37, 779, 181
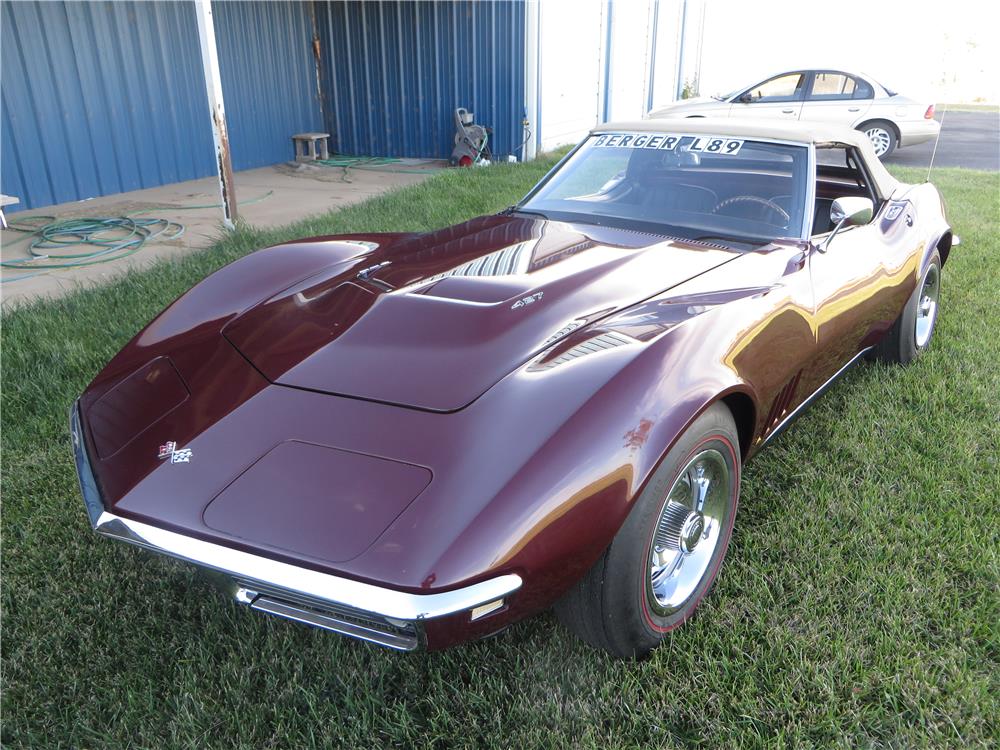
234, 580, 420, 651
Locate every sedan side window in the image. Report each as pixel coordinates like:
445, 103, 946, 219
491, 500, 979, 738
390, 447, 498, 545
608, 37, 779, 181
852, 78, 874, 100
809, 72, 874, 101
810, 73, 855, 99
743, 73, 805, 103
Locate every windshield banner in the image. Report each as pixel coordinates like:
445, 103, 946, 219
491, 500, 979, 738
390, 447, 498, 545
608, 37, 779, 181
593, 133, 745, 155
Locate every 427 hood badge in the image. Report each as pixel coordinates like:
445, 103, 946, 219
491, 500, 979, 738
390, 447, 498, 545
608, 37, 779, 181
158, 441, 193, 464
511, 291, 543, 309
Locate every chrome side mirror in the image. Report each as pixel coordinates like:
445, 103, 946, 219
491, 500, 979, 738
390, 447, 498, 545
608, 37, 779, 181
817, 196, 873, 252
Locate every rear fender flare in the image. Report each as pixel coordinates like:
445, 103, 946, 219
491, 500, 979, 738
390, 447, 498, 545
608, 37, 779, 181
895, 183, 951, 274
925, 228, 953, 267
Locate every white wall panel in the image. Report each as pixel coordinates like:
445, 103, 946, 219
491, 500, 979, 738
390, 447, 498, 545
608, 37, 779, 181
537, 0, 605, 150
605, 0, 653, 121
537, 0, 682, 152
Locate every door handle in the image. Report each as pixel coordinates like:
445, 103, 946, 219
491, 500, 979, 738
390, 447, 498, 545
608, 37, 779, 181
782, 108, 795, 114
848, 107, 860, 112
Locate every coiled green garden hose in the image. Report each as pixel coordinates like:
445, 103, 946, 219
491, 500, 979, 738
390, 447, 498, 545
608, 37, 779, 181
1, 190, 273, 283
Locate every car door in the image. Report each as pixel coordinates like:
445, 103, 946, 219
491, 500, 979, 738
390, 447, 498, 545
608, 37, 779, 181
798, 71, 874, 127
803, 146, 912, 394
728, 72, 806, 121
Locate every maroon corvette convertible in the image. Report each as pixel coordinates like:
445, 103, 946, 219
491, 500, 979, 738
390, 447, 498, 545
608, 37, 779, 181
72, 120, 955, 657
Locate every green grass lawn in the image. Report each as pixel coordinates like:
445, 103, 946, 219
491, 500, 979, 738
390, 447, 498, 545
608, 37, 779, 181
2, 159, 998, 748
939, 103, 999, 113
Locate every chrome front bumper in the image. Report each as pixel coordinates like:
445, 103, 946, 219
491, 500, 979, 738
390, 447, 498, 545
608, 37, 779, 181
70, 403, 521, 651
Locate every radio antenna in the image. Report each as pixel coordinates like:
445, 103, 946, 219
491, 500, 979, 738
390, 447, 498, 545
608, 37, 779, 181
926, 103, 948, 182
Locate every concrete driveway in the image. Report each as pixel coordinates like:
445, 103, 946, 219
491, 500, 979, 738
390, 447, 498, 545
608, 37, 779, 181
1, 161, 440, 308
884, 111, 999, 171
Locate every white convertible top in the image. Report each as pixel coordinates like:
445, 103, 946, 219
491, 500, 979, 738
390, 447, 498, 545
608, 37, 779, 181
593, 118, 900, 196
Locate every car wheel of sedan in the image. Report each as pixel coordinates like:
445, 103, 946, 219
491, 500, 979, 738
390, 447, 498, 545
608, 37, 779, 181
877, 250, 942, 364
859, 120, 897, 159
555, 403, 740, 659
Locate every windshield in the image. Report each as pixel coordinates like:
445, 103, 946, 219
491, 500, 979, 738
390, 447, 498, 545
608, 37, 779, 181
519, 132, 810, 245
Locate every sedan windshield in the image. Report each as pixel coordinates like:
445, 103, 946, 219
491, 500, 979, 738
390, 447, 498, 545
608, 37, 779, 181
520, 132, 810, 245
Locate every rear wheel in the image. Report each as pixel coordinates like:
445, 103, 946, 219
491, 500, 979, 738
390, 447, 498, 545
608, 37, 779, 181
555, 404, 740, 659
877, 251, 942, 364
859, 120, 897, 159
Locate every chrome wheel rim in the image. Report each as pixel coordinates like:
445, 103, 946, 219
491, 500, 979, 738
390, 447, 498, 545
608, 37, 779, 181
865, 127, 891, 157
647, 448, 731, 616
914, 263, 940, 349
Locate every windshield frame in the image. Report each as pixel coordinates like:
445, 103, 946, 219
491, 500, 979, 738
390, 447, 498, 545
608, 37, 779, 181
516, 132, 817, 245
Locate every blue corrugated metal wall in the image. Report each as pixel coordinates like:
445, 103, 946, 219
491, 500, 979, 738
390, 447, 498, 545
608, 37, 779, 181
1, 1, 215, 211
2, 0, 526, 211
214, 1, 324, 172
1, 1, 323, 211
317, 0, 525, 160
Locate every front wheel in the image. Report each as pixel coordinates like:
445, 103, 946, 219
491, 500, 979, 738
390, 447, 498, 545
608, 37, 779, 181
555, 404, 740, 659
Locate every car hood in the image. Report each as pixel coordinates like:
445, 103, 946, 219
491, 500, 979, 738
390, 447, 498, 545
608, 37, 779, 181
223, 215, 740, 411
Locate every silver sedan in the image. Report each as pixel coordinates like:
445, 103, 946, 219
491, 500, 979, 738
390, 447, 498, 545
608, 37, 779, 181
648, 69, 940, 159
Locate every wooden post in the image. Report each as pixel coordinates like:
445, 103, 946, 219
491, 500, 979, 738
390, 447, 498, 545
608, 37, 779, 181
194, 0, 237, 229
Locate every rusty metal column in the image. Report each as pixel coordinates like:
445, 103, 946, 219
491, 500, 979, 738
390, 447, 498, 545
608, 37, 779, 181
194, 0, 237, 229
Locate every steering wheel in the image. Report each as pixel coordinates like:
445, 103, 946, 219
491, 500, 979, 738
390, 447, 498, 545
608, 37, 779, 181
712, 195, 790, 225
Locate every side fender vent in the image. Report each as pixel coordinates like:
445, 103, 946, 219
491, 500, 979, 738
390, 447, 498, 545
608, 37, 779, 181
763, 370, 802, 433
